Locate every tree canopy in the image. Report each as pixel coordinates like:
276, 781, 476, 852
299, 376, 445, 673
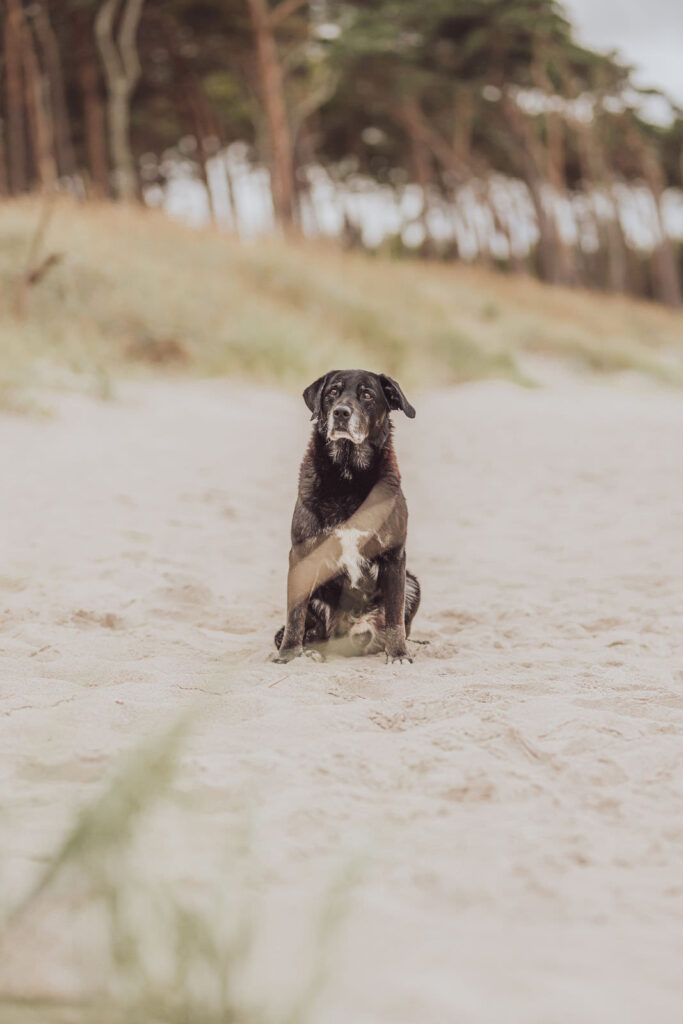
2, 0, 682, 302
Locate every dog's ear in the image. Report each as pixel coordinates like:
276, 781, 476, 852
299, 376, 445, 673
303, 372, 331, 421
379, 374, 416, 418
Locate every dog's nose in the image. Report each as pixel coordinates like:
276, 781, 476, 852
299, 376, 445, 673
334, 405, 351, 421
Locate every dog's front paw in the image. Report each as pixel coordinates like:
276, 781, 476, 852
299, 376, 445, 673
384, 627, 413, 665
272, 645, 304, 664
385, 649, 413, 665
304, 646, 326, 663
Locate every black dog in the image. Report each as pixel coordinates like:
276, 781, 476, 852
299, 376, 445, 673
274, 369, 420, 664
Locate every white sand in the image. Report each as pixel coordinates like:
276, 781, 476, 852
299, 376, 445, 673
2, 378, 683, 1022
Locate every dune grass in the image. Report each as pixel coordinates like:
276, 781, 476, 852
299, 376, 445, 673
0, 716, 353, 1024
1, 197, 682, 406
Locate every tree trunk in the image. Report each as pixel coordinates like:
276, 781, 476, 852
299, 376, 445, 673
33, 1, 76, 179
530, 58, 577, 285
487, 182, 523, 272
109, 76, 137, 199
76, 14, 110, 197
94, 0, 145, 201
574, 112, 628, 294
501, 91, 559, 284
4, 0, 27, 193
189, 91, 221, 222
22, 13, 58, 190
247, 0, 296, 228
156, 10, 223, 222
453, 89, 473, 168
0, 130, 7, 194
626, 124, 682, 307
401, 98, 435, 255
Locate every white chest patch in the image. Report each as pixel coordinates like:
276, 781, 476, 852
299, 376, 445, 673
335, 528, 370, 587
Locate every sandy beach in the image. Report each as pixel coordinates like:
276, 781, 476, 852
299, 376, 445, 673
2, 377, 683, 1023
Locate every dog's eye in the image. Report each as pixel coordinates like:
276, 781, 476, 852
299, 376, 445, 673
360, 389, 373, 401
328, 385, 340, 398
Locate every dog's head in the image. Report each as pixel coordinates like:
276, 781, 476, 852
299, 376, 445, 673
303, 369, 415, 448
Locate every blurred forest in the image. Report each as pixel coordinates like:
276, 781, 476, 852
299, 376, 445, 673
2, 0, 683, 304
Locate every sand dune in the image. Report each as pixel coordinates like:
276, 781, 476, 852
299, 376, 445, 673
1, 378, 683, 1022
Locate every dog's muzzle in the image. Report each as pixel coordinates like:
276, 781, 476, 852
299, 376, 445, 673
328, 405, 367, 444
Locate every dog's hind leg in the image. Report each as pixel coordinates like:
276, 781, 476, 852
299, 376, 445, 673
404, 570, 421, 637
273, 595, 335, 651
326, 571, 420, 658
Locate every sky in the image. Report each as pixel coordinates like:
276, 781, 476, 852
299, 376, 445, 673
563, 0, 683, 110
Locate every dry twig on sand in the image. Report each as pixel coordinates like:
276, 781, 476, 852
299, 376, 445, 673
14, 197, 62, 320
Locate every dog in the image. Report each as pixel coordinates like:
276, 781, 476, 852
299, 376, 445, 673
273, 369, 420, 664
